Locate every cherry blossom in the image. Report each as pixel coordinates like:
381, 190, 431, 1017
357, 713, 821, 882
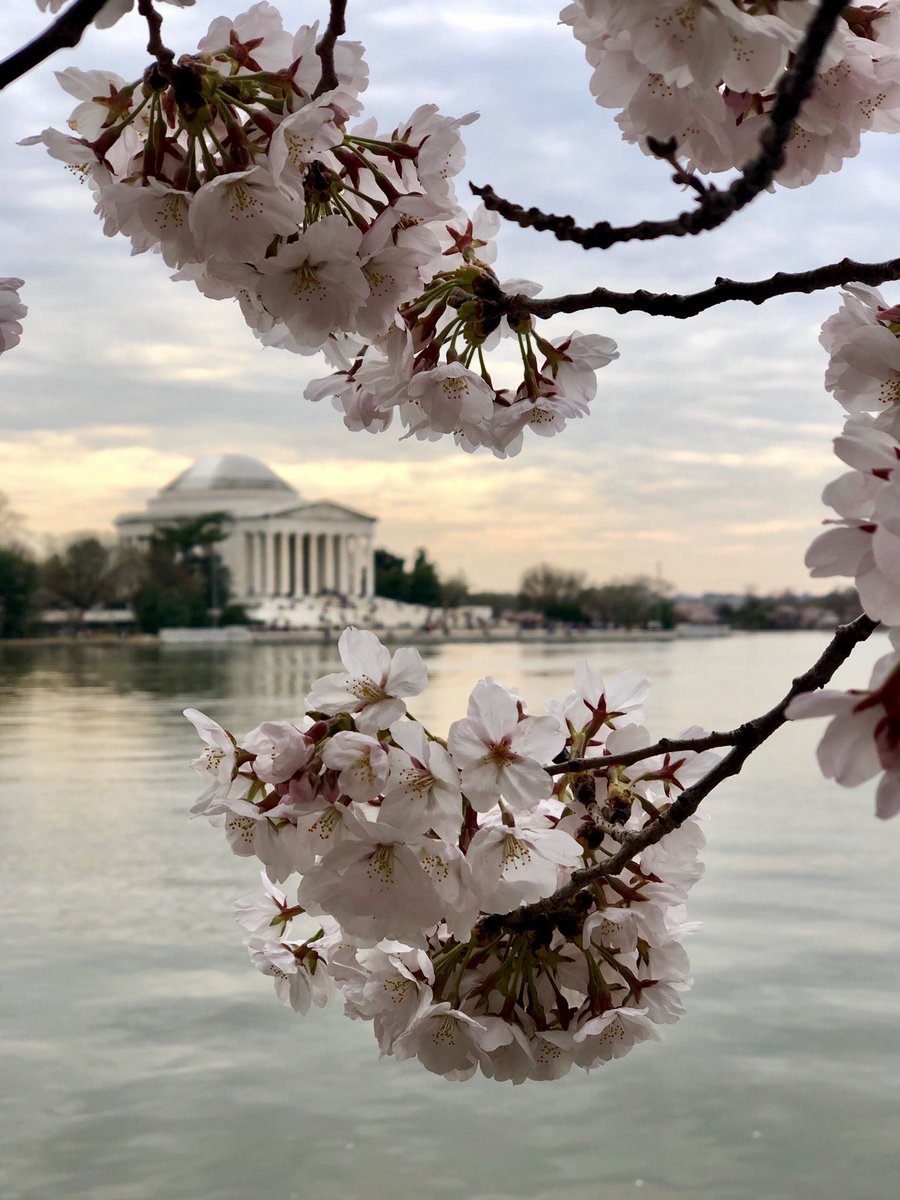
447, 677, 565, 811
0, 278, 26, 355
241, 720, 314, 785
305, 626, 427, 733
465, 807, 583, 914
321, 730, 390, 802
787, 640, 900, 819
186, 642, 710, 1080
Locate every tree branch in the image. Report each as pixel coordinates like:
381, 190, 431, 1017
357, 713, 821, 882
0, 0, 110, 92
549, 730, 739, 777
499, 613, 878, 933
313, 0, 348, 99
137, 0, 174, 75
518, 255, 900, 322
471, 0, 847, 251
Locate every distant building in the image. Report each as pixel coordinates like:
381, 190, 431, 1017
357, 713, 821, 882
115, 453, 376, 601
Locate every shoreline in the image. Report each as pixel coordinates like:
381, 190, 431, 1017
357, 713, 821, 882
1, 626, 689, 649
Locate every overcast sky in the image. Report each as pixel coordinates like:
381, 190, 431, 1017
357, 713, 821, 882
1, 0, 896, 594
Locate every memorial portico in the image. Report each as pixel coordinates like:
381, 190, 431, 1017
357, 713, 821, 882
115, 454, 376, 601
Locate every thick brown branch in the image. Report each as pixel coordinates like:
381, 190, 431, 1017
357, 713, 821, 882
313, 0, 348, 99
471, 0, 847, 250
499, 613, 878, 933
521, 255, 900, 322
0, 0, 109, 92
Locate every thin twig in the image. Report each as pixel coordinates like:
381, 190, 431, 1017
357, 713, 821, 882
521, 255, 900, 321
498, 613, 878, 932
471, 0, 847, 250
549, 730, 739, 777
0, 0, 109, 92
313, 0, 348, 99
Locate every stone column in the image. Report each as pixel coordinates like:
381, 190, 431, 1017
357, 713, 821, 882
345, 536, 357, 597
266, 532, 278, 597
245, 532, 255, 597
288, 533, 297, 596
315, 533, 325, 593
302, 533, 311, 595
332, 534, 342, 594
343, 536, 355, 599
366, 536, 375, 598
279, 532, 290, 597
256, 531, 266, 596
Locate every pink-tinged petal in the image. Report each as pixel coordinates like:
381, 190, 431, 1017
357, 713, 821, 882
805, 525, 867, 576
513, 714, 566, 763
460, 757, 507, 811
355, 696, 407, 735
497, 755, 554, 810
304, 669, 358, 713
786, 691, 857, 721
447, 719, 491, 768
389, 719, 429, 761
467, 678, 519, 743
839, 324, 900, 380
821, 471, 880, 519
816, 708, 881, 786
871, 524, 900, 586
385, 646, 428, 698
875, 772, 900, 819
857, 554, 900, 624
339, 626, 391, 680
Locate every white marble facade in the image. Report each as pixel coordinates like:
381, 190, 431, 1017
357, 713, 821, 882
115, 454, 376, 601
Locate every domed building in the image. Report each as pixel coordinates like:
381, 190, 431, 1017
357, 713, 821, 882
115, 454, 377, 601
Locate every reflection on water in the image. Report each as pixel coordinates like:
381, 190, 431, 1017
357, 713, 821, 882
1, 633, 899, 1200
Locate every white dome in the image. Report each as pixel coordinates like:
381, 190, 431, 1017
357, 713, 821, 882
162, 454, 297, 495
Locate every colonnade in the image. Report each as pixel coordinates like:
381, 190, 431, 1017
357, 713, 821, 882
243, 530, 374, 598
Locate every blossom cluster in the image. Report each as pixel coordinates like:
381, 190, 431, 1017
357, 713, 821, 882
0, 278, 26, 355
26, 2, 618, 454
186, 627, 714, 1081
788, 283, 900, 817
561, 0, 900, 187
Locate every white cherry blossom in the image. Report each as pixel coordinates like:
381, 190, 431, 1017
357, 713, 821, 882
241, 720, 314, 785
321, 730, 390, 803
379, 719, 463, 841
256, 217, 369, 348
305, 626, 427, 733
0, 278, 26, 355
466, 808, 583, 914
787, 642, 900, 819
298, 820, 445, 945
447, 677, 565, 811
188, 167, 299, 265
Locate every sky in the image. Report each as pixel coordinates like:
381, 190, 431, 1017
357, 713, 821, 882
1, 0, 898, 595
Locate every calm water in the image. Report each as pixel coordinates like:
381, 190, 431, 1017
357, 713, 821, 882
1, 632, 898, 1200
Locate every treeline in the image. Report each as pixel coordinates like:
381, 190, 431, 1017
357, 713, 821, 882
374, 547, 469, 608
500, 564, 675, 628
373, 555, 675, 630
0, 507, 243, 637
715, 588, 862, 630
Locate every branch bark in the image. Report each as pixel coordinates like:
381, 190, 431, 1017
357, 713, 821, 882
0, 0, 110, 92
137, 0, 174, 75
313, 0, 348, 99
498, 613, 879, 933
471, 0, 847, 251
521, 256, 900, 321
